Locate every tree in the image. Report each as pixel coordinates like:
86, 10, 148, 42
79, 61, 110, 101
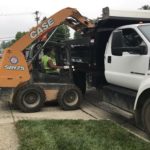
140, 5, 150, 10
15, 32, 26, 41
11, 31, 26, 44
1, 41, 12, 49
0, 31, 26, 49
50, 24, 70, 41
74, 31, 83, 39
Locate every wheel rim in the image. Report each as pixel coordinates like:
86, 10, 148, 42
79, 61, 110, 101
63, 90, 79, 106
22, 91, 41, 108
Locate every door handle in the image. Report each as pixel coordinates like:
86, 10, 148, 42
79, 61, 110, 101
108, 56, 111, 63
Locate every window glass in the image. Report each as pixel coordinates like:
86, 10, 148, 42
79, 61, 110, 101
122, 29, 143, 47
138, 25, 150, 42
111, 28, 147, 56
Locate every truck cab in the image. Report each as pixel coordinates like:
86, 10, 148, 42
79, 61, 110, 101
103, 23, 150, 134
105, 24, 149, 91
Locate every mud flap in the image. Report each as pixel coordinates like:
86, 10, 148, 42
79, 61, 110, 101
0, 88, 13, 102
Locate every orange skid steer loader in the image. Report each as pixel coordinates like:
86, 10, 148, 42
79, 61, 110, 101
0, 7, 94, 112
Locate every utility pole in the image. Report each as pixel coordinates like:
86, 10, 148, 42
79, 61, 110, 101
34, 11, 40, 25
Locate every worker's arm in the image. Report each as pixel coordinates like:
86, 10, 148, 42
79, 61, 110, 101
47, 59, 70, 70
47, 59, 63, 69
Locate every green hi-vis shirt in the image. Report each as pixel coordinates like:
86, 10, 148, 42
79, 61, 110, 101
41, 55, 58, 73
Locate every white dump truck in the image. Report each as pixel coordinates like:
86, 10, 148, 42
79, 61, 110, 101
70, 7, 150, 135
96, 7, 150, 134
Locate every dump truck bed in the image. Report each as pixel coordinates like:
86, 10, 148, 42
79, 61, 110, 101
97, 7, 150, 29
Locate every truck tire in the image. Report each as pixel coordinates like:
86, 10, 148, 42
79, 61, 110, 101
57, 85, 82, 110
142, 98, 150, 135
16, 84, 45, 112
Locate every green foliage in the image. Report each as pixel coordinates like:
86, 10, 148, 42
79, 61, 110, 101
15, 32, 26, 41
74, 31, 82, 39
140, 5, 150, 10
1, 41, 12, 49
50, 25, 70, 42
16, 120, 150, 150
1, 31, 26, 49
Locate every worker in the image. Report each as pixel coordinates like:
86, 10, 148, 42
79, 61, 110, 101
41, 47, 65, 73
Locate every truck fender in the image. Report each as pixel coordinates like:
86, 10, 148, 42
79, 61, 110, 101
134, 77, 150, 110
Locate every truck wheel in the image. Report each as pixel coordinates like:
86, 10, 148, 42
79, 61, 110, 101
142, 98, 150, 135
16, 85, 45, 112
57, 85, 82, 110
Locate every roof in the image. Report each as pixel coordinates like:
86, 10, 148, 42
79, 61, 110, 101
117, 23, 150, 29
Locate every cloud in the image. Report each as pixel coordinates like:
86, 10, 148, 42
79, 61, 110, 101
0, 0, 150, 38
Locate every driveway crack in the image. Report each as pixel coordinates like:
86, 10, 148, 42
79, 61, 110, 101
8, 102, 16, 125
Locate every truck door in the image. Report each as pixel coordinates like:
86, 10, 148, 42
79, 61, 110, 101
105, 28, 149, 90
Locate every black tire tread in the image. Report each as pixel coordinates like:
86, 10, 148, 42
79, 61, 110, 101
142, 98, 150, 135
57, 85, 82, 110
16, 84, 45, 113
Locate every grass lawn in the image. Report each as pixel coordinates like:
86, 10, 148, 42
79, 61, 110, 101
16, 120, 150, 150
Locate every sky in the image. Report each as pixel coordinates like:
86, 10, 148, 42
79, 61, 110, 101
0, 0, 150, 41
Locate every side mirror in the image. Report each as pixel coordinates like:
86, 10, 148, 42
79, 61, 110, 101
112, 47, 123, 56
138, 45, 147, 55
111, 30, 124, 56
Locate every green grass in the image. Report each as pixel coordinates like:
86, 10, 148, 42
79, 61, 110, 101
16, 120, 150, 150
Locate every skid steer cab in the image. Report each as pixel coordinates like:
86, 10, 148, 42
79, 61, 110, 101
1, 41, 82, 112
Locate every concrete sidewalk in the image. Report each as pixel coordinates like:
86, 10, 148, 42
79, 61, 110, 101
0, 102, 18, 150
0, 123, 18, 150
0, 101, 94, 150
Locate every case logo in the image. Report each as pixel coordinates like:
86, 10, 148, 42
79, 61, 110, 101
30, 18, 54, 39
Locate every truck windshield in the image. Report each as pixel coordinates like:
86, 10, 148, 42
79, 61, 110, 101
138, 25, 150, 42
